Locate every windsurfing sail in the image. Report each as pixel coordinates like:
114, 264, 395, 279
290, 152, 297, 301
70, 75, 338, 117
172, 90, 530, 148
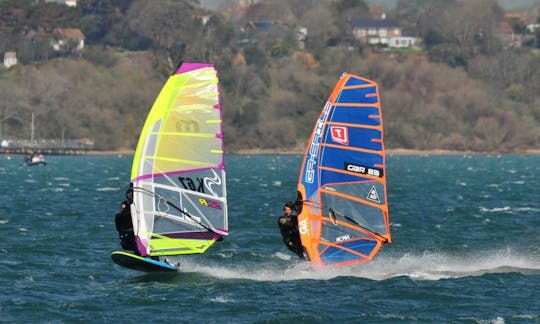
296, 73, 391, 268
130, 62, 227, 258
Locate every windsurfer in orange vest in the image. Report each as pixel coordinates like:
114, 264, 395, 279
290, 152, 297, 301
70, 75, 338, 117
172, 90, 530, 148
278, 201, 305, 260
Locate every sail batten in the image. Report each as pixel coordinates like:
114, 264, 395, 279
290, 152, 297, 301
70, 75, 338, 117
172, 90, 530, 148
326, 121, 381, 130
140, 156, 212, 168
151, 132, 218, 138
130, 62, 227, 258
297, 73, 390, 268
333, 103, 381, 108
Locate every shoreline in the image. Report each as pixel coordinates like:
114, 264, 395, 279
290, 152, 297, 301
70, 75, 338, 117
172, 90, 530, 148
82, 148, 540, 156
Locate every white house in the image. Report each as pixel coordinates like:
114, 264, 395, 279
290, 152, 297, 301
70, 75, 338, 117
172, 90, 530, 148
351, 19, 402, 45
526, 23, 540, 33
3, 52, 17, 68
45, 0, 77, 6
296, 26, 307, 49
388, 36, 421, 49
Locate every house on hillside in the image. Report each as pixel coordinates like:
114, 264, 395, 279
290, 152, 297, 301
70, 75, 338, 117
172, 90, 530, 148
193, 8, 213, 25
44, 0, 77, 6
351, 19, 400, 46
51, 28, 85, 52
526, 23, 540, 33
3, 52, 17, 68
351, 18, 420, 48
296, 26, 307, 49
388, 36, 421, 49
497, 21, 522, 48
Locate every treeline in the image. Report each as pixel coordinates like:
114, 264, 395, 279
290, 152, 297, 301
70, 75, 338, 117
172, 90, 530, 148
0, 0, 539, 153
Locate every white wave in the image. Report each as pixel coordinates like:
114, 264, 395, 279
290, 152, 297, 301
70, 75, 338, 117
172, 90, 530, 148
173, 249, 540, 282
479, 206, 512, 213
274, 252, 293, 260
40, 187, 64, 192
468, 316, 505, 324
212, 251, 235, 259
208, 296, 234, 303
0, 220, 8, 224
54, 177, 70, 181
96, 187, 118, 191
352, 250, 540, 281
514, 207, 540, 212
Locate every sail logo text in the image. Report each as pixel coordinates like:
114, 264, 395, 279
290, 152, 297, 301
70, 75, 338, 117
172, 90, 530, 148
345, 162, 383, 177
198, 198, 222, 210
178, 177, 205, 193
305, 101, 332, 184
176, 119, 200, 133
204, 169, 222, 197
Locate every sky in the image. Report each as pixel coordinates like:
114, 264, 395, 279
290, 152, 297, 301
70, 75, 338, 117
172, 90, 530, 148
200, 0, 538, 11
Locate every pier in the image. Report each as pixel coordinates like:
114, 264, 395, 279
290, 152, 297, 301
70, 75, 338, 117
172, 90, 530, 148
0, 138, 94, 155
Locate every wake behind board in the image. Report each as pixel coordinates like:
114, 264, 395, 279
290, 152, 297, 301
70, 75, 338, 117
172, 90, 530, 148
111, 251, 178, 272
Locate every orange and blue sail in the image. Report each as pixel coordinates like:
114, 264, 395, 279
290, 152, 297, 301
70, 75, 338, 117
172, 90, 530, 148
297, 73, 391, 268
130, 62, 227, 257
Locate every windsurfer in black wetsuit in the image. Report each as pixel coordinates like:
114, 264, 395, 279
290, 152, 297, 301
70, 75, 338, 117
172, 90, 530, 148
278, 201, 306, 260
115, 200, 138, 254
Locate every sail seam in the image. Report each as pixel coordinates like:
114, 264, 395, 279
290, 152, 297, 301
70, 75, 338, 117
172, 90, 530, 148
342, 84, 375, 89
322, 143, 383, 155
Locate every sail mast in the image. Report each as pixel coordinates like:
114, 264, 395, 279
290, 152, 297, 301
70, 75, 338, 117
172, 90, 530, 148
30, 112, 35, 144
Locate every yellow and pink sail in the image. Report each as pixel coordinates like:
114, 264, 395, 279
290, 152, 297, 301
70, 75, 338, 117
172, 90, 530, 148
297, 73, 391, 268
130, 62, 227, 258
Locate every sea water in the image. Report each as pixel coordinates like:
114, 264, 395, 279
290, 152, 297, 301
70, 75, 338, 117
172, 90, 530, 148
0, 154, 538, 323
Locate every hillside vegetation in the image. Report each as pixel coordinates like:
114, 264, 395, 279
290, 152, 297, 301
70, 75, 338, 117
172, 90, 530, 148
1, 0, 539, 153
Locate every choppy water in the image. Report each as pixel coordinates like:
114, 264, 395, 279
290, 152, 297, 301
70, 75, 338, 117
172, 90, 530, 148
0, 154, 539, 323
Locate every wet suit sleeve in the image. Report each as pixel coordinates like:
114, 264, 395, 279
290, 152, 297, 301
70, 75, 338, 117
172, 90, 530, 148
278, 216, 297, 236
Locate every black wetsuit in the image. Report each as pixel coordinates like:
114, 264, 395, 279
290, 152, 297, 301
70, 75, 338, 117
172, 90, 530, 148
115, 207, 138, 253
278, 214, 305, 260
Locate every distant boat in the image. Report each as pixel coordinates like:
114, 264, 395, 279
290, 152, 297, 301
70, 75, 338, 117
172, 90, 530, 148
111, 62, 228, 272
296, 73, 391, 268
25, 153, 46, 166
24, 113, 46, 166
